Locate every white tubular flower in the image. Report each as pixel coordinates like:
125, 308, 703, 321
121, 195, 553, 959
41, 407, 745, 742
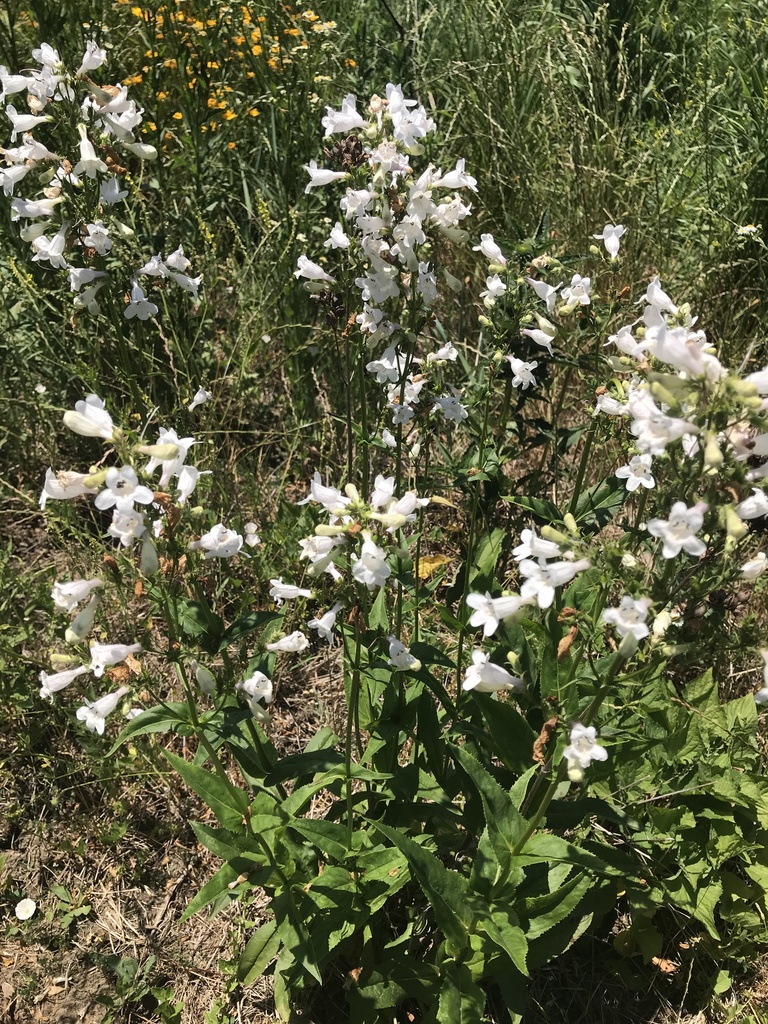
387, 636, 421, 671
593, 223, 626, 260
39, 664, 88, 701
432, 393, 468, 424
77, 40, 107, 76
735, 488, 768, 520
512, 528, 562, 563
462, 650, 524, 694
188, 524, 243, 559
83, 220, 111, 254
108, 507, 147, 547
560, 273, 591, 307
307, 602, 343, 644
165, 245, 190, 272
266, 631, 310, 654
616, 454, 655, 491
639, 275, 677, 314
124, 280, 158, 320
294, 254, 335, 284
756, 652, 768, 705
73, 123, 108, 178
351, 533, 391, 590
63, 393, 114, 440
137, 253, 169, 278
269, 578, 312, 604
562, 723, 608, 781
237, 670, 273, 704
76, 685, 130, 734
321, 93, 365, 136
89, 643, 141, 677
324, 221, 350, 249
507, 356, 538, 390
188, 387, 211, 412
244, 522, 261, 548
741, 552, 767, 580
602, 596, 652, 640
647, 501, 708, 559
466, 592, 531, 637
303, 159, 347, 194
5, 104, 52, 140
526, 277, 561, 314
472, 233, 506, 265
94, 466, 156, 511
100, 175, 129, 205
39, 468, 94, 509
518, 559, 591, 609
169, 270, 202, 299
297, 472, 350, 514
52, 578, 102, 613
432, 158, 477, 192
299, 534, 344, 579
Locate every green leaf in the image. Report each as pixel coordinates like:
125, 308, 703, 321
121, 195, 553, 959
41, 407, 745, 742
190, 822, 265, 863
238, 919, 281, 984
369, 586, 389, 631
165, 750, 250, 829
264, 748, 344, 786
181, 861, 253, 921
289, 819, 349, 861
369, 821, 473, 950
178, 599, 225, 653
468, 527, 506, 589
572, 476, 626, 533
522, 871, 594, 941
437, 962, 485, 1024
107, 702, 193, 751
450, 744, 527, 891
502, 494, 561, 523
482, 904, 528, 975
219, 610, 283, 649
476, 698, 537, 773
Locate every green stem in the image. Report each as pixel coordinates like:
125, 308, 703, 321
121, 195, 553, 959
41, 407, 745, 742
568, 417, 598, 517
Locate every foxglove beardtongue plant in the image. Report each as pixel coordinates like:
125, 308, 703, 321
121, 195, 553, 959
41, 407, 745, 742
647, 502, 708, 559
0, 42, 201, 321
76, 685, 130, 734
562, 724, 608, 782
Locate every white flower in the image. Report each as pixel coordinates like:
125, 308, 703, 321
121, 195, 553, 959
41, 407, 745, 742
266, 631, 310, 653
639, 275, 677, 314
169, 270, 202, 299
518, 558, 591, 609
94, 466, 155, 511
298, 534, 344, 579
647, 502, 708, 559
741, 552, 767, 580
77, 40, 107, 76
462, 649, 523, 693
615, 454, 655, 491
188, 524, 243, 558
124, 280, 158, 320
387, 636, 421, 671
304, 159, 347, 194
63, 393, 114, 440
755, 652, 768, 704
507, 356, 538, 390
108, 507, 147, 547
269, 578, 312, 604
432, 158, 477, 192
52, 578, 102, 613
351, 534, 391, 590
5, 104, 51, 140
560, 273, 591, 307
512, 528, 562, 562
432, 393, 468, 423
73, 123, 108, 178
307, 602, 343, 643
321, 93, 365, 136
137, 253, 169, 278
39, 664, 88, 701
83, 220, 111, 254
526, 277, 561, 314
89, 644, 141, 678
472, 233, 506, 265
15, 898, 36, 921
166, 245, 191, 272
297, 472, 350, 514
188, 387, 211, 412
99, 175, 128, 205
294, 254, 335, 284
324, 221, 350, 249
735, 488, 768, 520
244, 522, 261, 548
562, 722, 607, 781
76, 686, 131, 734
593, 223, 626, 260
602, 596, 652, 640
466, 592, 531, 637
426, 341, 458, 364
237, 670, 273, 704
40, 468, 93, 509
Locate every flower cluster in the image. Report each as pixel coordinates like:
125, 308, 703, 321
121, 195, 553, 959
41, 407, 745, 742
0, 42, 201, 318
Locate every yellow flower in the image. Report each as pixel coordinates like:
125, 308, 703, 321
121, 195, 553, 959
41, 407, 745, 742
248, 107, 260, 116
157, 90, 169, 100
207, 96, 219, 108
284, 27, 300, 36
164, 58, 178, 68
345, 58, 357, 67
223, 109, 237, 120
130, 6, 145, 16
206, 60, 220, 69
172, 111, 183, 120
302, 9, 319, 21
227, 141, 236, 149
123, 73, 143, 86
251, 45, 263, 55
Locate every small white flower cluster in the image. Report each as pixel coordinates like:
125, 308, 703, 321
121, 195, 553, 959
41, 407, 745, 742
462, 526, 590, 694
40, 394, 218, 556
296, 85, 476, 435
0, 42, 200, 319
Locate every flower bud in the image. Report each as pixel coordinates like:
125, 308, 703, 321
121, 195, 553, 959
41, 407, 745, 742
563, 513, 578, 536
703, 434, 723, 471
618, 632, 639, 659
140, 535, 159, 575
189, 658, 217, 695
315, 523, 346, 536
621, 552, 639, 569
506, 650, 522, 674
343, 483, 360, 502
727, 378, 759, 400
541, 525, 570, 545
83, 469, 108, 489
50, 652, 80, 667
122, 142, 158, 160
721, 505, 748, 542
65, 594, 99, 644
478, 315, 493, 327
135, 443, 181, 460
487, 261, 506, 275
189, 506, 204, 517
652, 610, 672, 638
588, 244, 601, 256
371, 512, 408, 529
